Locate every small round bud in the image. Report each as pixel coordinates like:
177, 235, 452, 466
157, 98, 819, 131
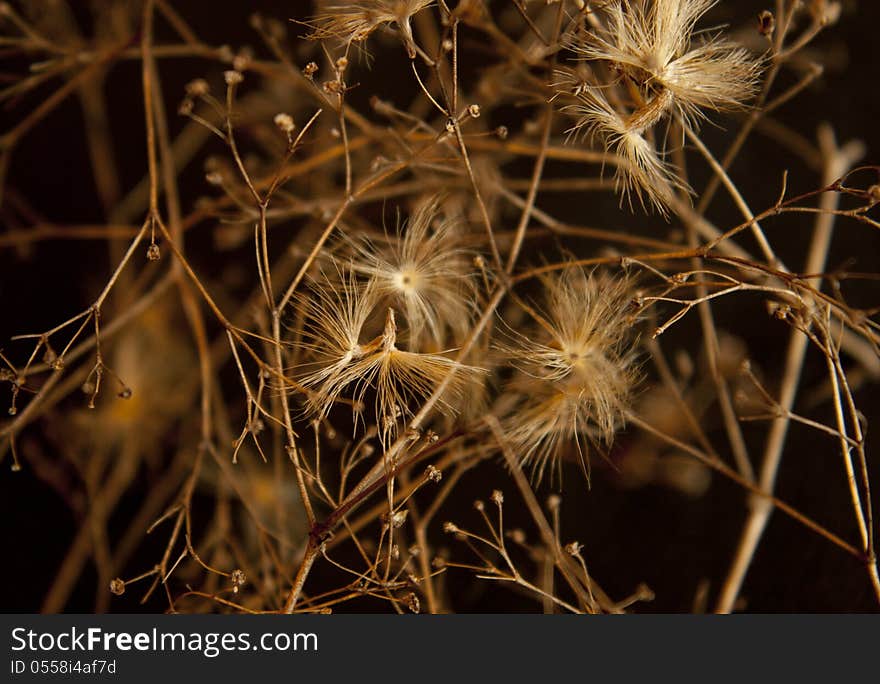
224, 70, 243, 86
185, 79, 210, 97
146, 243, 161, 261
109, 578, 126, 596
425, 465, 442, 483
274, 113, 296, 135
757, 10, 775, 37
232, 54, 251, 72
565, 541, 583, 556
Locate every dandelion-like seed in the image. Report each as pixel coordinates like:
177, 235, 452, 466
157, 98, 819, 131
294, 261, 485, 446
307, 0, 433, 58
501, 267, 640, 483
346, 196, 475, 349
558, 0, 762, 212
564, 86, 687, 212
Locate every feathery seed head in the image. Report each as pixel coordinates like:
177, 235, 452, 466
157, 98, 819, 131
501, 267, 640, 483
346, 196, 476, 350
307, 0, 433, 57
557, 0, 762, 212
563, 86, 688, 213
572, 0, 762, 122
293, 259, 485, 446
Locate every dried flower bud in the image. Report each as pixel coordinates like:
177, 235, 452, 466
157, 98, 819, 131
224, 70, 243, 86
757, 10, 775, 37
565, 541, 583, 556
274, 113, 296, 135
185, 78, 210, 97
109, 578, 125, 596
232, 53, 251, 72
425, 465, 442, 483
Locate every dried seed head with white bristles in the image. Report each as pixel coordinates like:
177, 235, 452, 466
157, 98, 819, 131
307, 0, 433, 58
572, 0, 762, 123
345, 196, 476, 350
294, 265, 379, 418
293, 261, 485, 445
563, 86, 688, 212
500, 267, 641, 483
556, 0, 762, 212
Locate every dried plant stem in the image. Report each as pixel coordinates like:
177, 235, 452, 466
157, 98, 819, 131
684, 125, 777, 267
715, 126, 870, 613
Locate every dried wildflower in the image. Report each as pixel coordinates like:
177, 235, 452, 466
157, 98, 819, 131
273, 113, 295, 135
572, 0, 762, 123
307, 0, 433, 58
425, 464, 442, 482
294, 262, 485, 445
500, 267, 640, 483
564, 87, 687, 212
558, 0, 762, 211
346, 196, 476, 350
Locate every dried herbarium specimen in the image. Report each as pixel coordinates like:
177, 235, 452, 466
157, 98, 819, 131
1, 0, 877, 616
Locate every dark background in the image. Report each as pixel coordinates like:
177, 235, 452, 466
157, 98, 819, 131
1, 0, 879, 613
